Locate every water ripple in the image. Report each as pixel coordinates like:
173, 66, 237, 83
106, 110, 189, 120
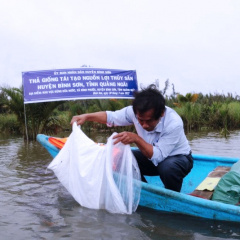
1, 133, 240, 239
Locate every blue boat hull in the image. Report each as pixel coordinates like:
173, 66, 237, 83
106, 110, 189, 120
37, 134, 240, 222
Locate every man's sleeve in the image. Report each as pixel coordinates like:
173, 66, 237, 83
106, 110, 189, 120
106, 106, 134, 127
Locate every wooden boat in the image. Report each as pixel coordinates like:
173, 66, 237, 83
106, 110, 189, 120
37, 133, 240, 222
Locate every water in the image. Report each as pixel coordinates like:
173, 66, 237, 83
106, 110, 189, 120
187, 131, 240, 158
1, 131, 240, 240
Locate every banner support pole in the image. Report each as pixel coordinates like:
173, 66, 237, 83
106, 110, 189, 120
24, 103, 29, 142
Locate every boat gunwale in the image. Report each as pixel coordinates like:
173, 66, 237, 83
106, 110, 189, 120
140, 180, 240, 216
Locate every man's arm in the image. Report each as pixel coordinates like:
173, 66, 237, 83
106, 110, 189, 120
70, 111, 107, 125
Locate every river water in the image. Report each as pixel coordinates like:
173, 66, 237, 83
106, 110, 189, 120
1, 130, 240, 240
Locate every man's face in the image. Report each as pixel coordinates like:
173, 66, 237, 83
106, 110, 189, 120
136, 109, 160, 131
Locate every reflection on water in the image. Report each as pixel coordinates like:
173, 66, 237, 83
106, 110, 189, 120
1, 131, 240, 239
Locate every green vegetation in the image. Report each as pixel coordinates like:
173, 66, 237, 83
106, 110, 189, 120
0, 83, 240, 140
0, 86, 65, 140
0, 113, 19, 134
169, 93, 240, 136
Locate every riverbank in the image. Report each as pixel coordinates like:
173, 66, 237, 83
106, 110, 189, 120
1, 86, 240, 139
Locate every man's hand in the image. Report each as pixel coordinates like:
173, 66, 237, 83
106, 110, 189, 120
70, 114, 87, 125
70, 112, 107, 126
113, 132, 138, 145
113, 131, 153, 159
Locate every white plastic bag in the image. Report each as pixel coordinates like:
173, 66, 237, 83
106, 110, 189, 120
47, 122, 141, 214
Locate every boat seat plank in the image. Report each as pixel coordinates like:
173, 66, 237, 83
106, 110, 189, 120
190, 166, 230, 199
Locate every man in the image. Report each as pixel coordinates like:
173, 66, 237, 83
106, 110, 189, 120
71, 84, 193, 192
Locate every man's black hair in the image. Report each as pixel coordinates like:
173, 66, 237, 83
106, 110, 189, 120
132, 84, 165, 120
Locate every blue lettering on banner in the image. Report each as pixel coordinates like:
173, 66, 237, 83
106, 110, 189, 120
22, 68, 138, 104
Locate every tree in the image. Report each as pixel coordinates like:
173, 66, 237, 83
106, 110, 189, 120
1, 86, 64, 140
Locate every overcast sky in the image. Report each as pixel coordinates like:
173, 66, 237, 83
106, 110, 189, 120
1, 0, 240, 96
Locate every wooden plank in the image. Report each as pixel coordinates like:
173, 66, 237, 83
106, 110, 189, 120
190, 190, 214, 199
208, 166, 230, 177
